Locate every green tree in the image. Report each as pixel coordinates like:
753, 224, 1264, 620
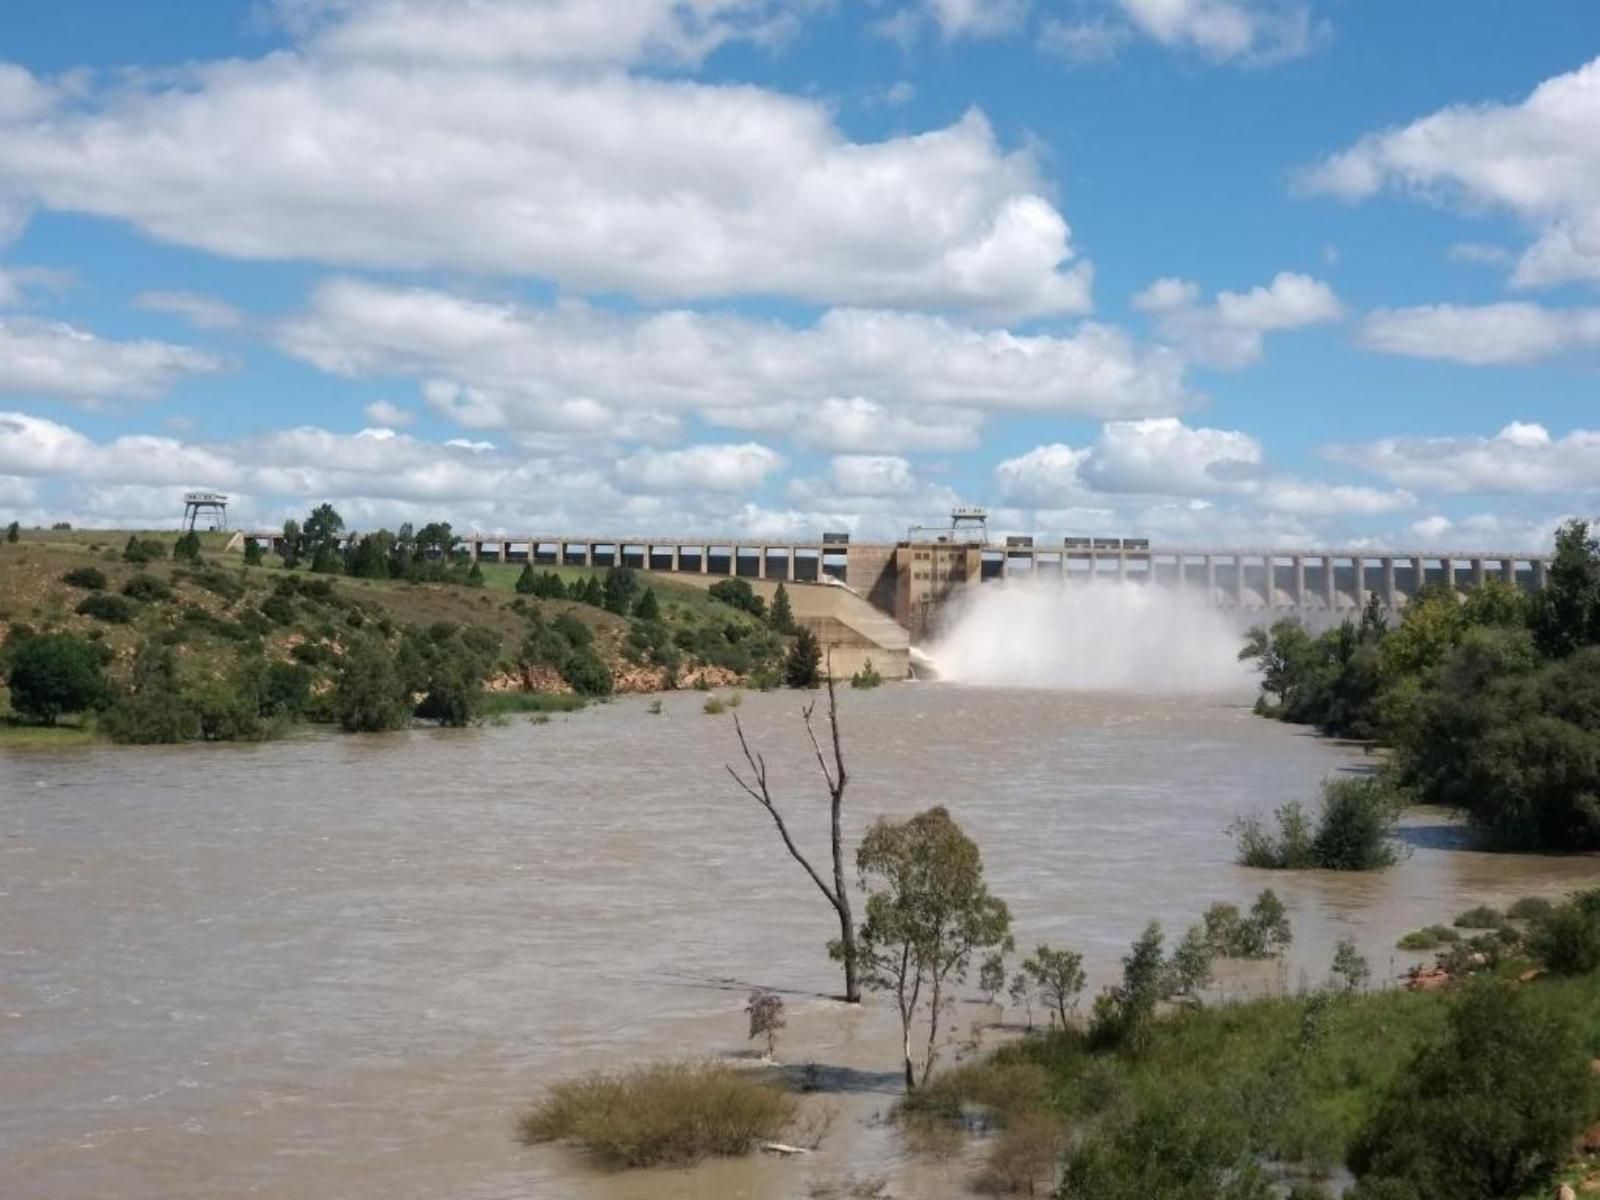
4, 519, 18, 543
1330, 937, 1370, 993
632, 587, 660, 621
5, 632, 106, 724
784, 626, 823, 688
515, 563, 538, 594
1020, 943, 1085, 1027
768, 583, 795, 634
279, 519, 302, 568
242, 537, 264, 566
100, 643, 197, 743
415, 655, 483, 726
1166, 922, 1215, 1002
334, 638, 411, 732
1092, 920, 1168, 1050
1348, 982, 1590, 1198
851, 806, 1012, 1088
602, 566, 638, 614
1531, 519, 1600, 659
979, 952, 1007, 1005
465, 560, 485, 588
173, 530, 202, 562
302, 503, 345, 561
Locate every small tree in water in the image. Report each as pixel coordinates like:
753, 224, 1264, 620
728, 673, 862, 1003
1020, 944, 1085, 1028
851, 805, 1012, 1089
784, 627, 822, 688
745, 989, 786, 1060
979, 952, 1007, 1006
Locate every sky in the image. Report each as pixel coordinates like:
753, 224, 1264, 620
0, 0, 1598, 550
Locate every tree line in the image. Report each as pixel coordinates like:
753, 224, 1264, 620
1241, 519, 1600, 851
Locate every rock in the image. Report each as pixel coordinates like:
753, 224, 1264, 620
1519, 967, 1545, 984
1405, 966, 1451, 992
1590, 1057, 1600, 1076
761, 1142, 811, 1157
1558, 1184, 1576, 1200
1583, 1123, 1600, 1154
1577, 1177, 1600, 1194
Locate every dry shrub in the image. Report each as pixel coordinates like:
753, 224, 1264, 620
519, 1061, 796, 1167
972, 1111, 1067, 1196
901, 1112, 967, 1161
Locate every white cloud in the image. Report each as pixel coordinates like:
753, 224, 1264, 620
1114, 0, 1318, 63
925, 0, 1032, 39
1133, 271, 1343, 367
994, 443, 1091, 507
1254, 479, 1414, 516
0, 50, 1091, 317
0, 264, 69, 306
362, 399, 415, 427
279, 279, 1186, 446
133, 290, 244, 331
615, 443, 783, 492
1038, 18, 1129, 63
1357, 303, 1600, 365
1327, 422, 1600, 494
829, 455, 916, 496
1300, 56, 1600, 289
0, 318, 220, 403
1084, 417, 1263, 492
272, 0, 802, 68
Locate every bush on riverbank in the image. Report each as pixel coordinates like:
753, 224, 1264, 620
1233, 777, 1405, 871
519, 1062, 796, 1167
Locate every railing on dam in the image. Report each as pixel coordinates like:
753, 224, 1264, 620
237, 531, 1555, 615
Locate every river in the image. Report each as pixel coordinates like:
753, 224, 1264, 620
5, 684, 1598, 1199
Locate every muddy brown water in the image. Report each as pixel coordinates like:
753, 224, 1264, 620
4, 685, 1598, 1199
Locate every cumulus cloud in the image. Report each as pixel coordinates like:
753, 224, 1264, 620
615, 443, 783, 492
829, 455, 916, 496
1327, 422, 1600, 494
1300, 56, 1600, 289
1357, 303, 1600, 365
279, 279, 1187, 447
362, 399, 415, 427
0, 48, 1090, 317
1133, 271, 1343, 367
925, 0, 1032, 39
0, 318, 220, 403
133, 290, 244, 331
272, 0, 803, 68
1113, 0, 1318, 63
0, 264, 69, 306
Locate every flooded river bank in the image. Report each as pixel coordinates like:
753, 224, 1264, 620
5, 684, 1598, 1199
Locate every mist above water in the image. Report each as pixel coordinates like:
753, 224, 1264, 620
927, 579, 1253, 692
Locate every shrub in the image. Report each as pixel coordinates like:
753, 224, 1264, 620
1507, 896, 1555, 921
1348, 981, 1590, 1198
260, 594, 296, 626
122, 535, 167, 564
1232, 777, 1402, 871
1396, 925, 1458, 951
1528, 903, 1600, 976
334, 639, 411, 732
972, 1110, 1065, 1196
61, 566, 107, 591
1453, 905, 1503, 930
121, 574, 172, 602
559, 647, 612, 697
519, 1062, 796, 1167
704, 696, 728, 715
851, 659, 883, 689
75, 593, 137, 624
172, 531, 202, 562
4, 632, 107, 724
1203, 891, 1293, 959
709, 578, 765, 617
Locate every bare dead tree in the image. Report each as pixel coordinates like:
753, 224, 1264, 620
727, 667, 860, 1003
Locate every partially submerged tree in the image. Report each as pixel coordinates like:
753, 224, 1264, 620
852, 805, 1012, 1088
1020, 943, 1085, 1028
746, 989, 786, 1060
728, 674, 861, 1003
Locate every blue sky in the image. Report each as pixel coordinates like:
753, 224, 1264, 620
0, 0, 1598, 549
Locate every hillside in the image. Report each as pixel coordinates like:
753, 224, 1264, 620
0, 529, 791, 743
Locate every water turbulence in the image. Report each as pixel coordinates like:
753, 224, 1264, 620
927, 579, 1252, 691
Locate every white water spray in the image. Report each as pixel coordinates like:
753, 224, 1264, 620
926, 580, 1253, 692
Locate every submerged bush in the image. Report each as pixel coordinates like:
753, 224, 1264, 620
1395, 925, 1459, 952
1233, 777, 1403, 871
1453, 905, 1504, 930
519, 1062, 796, 1167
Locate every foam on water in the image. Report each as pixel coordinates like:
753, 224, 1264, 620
926, 579, 1253, 691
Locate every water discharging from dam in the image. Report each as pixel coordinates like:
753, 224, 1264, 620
927, 579, 1253, 691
